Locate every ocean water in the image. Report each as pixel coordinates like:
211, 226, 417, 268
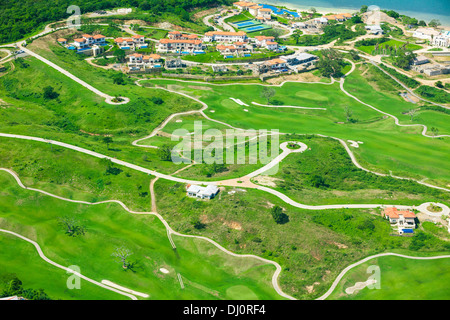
263, 0, 450, 27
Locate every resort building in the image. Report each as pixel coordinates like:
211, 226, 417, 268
57, 38, 67, 44
168, 31, 200, 40
114, 36, 147, 50
384, 207, 416, 232
127, 53, 162, 71
248, 5, 262, 16
203, 31, 248, 43
216, 41, 250, 55
157, 38, 203, 53
233, 1, 257, 10
412, 27, 440, 41
431, 31, 450, 47
412, 55, 429, 66
265, 58, 287, 69
365, 25, 384, 35
186, 184, 220, 200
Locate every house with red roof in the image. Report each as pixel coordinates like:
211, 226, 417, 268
384, 207, 417, 232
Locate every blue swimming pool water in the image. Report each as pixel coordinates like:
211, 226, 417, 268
261, 4, 300, 17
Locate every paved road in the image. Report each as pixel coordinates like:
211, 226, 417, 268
19, 46, 129, 105
316, 252, 450, 300
0, 167, 295, 300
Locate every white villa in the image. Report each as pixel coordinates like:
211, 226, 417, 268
127, 53, 162, 71
432, 31, 450, 47
157, 38, 204, 53
186, 184, 220, 200
384, 207, 416, 231
412, 27, 440, 41
203, 31, 248, 43
114, 35, 146, 50
254, 36, 278, 51
365, 25, 383, 35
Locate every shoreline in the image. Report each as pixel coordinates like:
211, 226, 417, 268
260, 0, 450, 29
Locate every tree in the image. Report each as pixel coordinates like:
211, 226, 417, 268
316, 49, 345, 78
43, 86, 59, 100
112, 246, 133, 269
260, 87, 276, 104
430, 127, 439, 137
360, 5, 368, 13
103, 136, 113, 149
270, 206, 289, 224
428, 19, 441, 27
113, 48, 126, 63
58, 216, 86, 237
292, 30, 302, 44
158, 144, 172, 161
112, 73, 126, 85
418, 20, 427, 27
407, 108, 417, 121
344, 106, 353, 122
435, 81, 444, 89
310, 7, 317, 14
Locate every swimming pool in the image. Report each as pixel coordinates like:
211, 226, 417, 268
261, 4, 299, 18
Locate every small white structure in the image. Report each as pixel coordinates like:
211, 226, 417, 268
412, 55, 429, 66
365, 25, 383, 35
412, 27, 440, 41
186, 184, 219, 199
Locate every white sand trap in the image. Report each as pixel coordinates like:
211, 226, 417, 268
210, 110, 215, 113
176, 120, 182, 123
345, 279, 377, 295
243, 109, 248, 112
101, 280, 149, 298
230, 97, 249, 107
160, 268, 169, 274
348, 140, 360, 148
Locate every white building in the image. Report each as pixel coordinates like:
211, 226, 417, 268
203, 31, 248, 43
186, 184, 220, 200
384, 207, 416, 231
365, 25, 383, 35
432, 31, 450, 47
412, 27, 440, 41
157, 39, 203, 53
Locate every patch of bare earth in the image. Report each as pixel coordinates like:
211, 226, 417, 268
193, 7, 221, 20
266, 72, 322, 85
252, 175, 282, 187
200, 214, 242, 230
305, 282, 320, 294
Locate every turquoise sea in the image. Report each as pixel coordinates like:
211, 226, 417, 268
263, 0, 450, 26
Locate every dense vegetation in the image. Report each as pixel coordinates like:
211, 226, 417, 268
415, 85, 450, 104
0, 0, 231, 44
379, 63, 420, 89
0, 274, 51, 300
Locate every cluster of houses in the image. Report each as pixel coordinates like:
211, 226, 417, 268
412, 28, 450, 47
292, 13, 354, 34
260, 52, 318, 73
58, 33, 107, 56
411, 54, 450, 76
384, 207, 416, 235
233, 1, 272, 21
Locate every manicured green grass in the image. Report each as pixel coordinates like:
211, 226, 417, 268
0, 234, 127, 300
357, 39, 422, 55
154, 178, 449, 300
0, 171, 282, 300
143, 73, 450, 188
182, 50, 294, 63
326, 255, 450, 300
267, 135, 449, 206
145, 28, 169, 40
